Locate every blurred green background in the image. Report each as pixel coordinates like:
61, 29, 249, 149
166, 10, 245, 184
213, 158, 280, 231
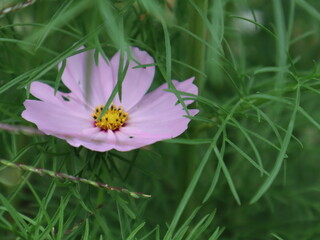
1, 0, 320, 239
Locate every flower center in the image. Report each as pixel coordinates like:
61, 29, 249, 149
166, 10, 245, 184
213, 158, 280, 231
92, 104, 128, 131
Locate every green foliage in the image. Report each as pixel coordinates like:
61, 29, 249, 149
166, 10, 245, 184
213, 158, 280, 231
1, 0, 320, 239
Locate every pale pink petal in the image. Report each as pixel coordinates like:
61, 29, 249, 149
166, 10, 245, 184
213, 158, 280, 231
29, 81, 64, 104
128, 77, 197, 121
66, 130, 115, 152
81, 78, 199, 151
22, 100, 92, 136
172, 77, 197, 105
60, 47, 115, 107
29, 81, 82, 107
64, 129, 136, 152
28, 81, 91, 113
103, 78, 199, 150
23, 81, 121, 152
113, 130, 163, 151
110, 47, 155, 110
123, 109, 198, 136
68, 129, 153, 152
22, 47, 199, 152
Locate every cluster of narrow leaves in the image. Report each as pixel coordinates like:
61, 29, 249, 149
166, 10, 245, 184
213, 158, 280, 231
1, 0, 320, 239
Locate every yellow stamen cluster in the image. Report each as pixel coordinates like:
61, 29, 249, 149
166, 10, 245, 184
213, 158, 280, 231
92, 104, 128, 131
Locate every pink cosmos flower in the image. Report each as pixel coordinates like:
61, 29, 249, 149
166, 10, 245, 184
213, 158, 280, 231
22, 47, 198, 152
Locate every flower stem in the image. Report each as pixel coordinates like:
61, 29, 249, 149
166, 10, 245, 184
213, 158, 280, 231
181, 0, 209, 181
0, 159, 151, 199
186, 0, 208, 86
0, 123, 44, 135
177, 0, 209, 215
0, 0, 34, 17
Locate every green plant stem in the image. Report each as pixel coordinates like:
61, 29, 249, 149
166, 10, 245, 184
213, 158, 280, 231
181, 0, 208, 189
0, 159, 151, 199
186, 0, 208, 86
178, 0, 209, 223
